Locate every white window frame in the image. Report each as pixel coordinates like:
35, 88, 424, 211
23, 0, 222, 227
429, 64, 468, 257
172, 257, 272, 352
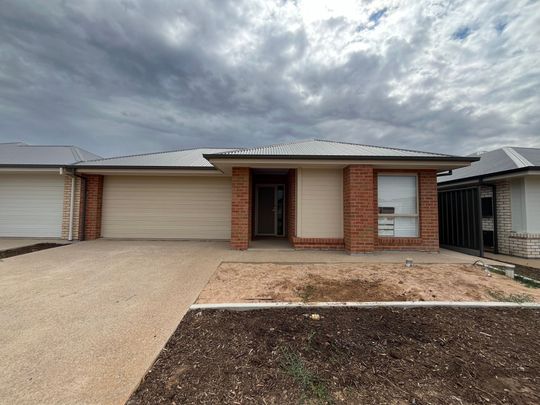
377, 173, 419, 238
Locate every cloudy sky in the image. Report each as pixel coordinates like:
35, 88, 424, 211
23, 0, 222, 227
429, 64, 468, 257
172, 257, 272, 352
0, 0, 539, 157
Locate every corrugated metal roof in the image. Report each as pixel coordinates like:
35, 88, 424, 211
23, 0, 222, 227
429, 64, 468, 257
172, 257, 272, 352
78, 148, 233, 168
206, 139, 455, 158
0, 142, 101, 166
512, 147, 540, 166
438, 147, 540, 183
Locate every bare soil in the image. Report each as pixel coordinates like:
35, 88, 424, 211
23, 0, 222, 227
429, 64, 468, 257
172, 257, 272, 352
0, 243, 65, 259
197, 262, 540, 303
514, 264, 540, 281
128, 307, 540, 404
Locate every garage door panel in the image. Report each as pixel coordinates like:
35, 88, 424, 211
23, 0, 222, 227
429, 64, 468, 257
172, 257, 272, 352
0, 174, 64, 237
101, 176, 232, 239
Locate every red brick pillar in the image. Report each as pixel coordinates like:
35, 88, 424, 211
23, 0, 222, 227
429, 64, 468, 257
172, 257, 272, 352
83, 175, 104, 240
343, 165, 375, 254
419, 170, 439, 251
287, 169, 297, 243
231, 167, 251, 250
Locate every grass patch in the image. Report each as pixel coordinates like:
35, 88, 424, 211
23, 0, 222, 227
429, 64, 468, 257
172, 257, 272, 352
280, 346, 330, 403
487, 290, 534, 303
296, 284, 316, 302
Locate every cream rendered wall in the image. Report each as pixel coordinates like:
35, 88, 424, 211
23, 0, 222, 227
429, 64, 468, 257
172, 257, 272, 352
297, 168, 343, 238
524, 176, 540, 233
101, 175, 232, 239
511, 178, 526, 232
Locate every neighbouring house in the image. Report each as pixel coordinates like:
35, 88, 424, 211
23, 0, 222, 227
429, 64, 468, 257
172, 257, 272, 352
0, 142, 101, 239
438, 147, 540, 259
1, 139, 476, 254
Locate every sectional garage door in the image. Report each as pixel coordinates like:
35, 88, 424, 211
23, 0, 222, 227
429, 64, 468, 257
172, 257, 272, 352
0, 173, 64, 237
101, 176, 232, 239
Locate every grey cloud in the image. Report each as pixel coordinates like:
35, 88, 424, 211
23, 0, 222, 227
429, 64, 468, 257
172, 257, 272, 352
0, 0, 538, 157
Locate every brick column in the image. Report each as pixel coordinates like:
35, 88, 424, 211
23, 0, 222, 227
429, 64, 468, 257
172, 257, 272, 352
287, 169, 297, 243
231, 167, 251, 250
343, 165, 375, 254
83, 174, 104, 240
419, 170, 439, 251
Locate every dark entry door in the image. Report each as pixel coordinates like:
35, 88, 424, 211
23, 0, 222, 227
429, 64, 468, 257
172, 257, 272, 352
256, 186, 276, 235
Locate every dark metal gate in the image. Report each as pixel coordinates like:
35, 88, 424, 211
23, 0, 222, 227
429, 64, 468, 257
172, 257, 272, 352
438, 187, 483, 256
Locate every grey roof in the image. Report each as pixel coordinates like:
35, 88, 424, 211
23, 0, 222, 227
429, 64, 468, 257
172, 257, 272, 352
77, 148, 233, 168
205, 139, 467, 160
0, 142, 101, 166
438, 146, 540, 184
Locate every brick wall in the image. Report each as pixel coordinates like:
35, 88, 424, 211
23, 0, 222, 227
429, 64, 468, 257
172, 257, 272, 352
231, 167, 251, 250
61, 176, 82, 240
287, 169, 297, 243
494, 180, 511, 255
509, 232, 540, 258
83, 174, 104, 240
480, 186, 494, 231
291, 237, 344, 249
374, 170, 439, 252
343, 165, 375, 253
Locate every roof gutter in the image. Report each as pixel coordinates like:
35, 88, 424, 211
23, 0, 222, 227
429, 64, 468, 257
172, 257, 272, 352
73, 165, 218, 170
203, 154, 479, 162
438, 166, 540, 186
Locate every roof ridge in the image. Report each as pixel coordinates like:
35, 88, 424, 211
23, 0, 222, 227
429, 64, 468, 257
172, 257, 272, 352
70, 146, 84, 163
502, 147, 533, 168
314, 138, 453, 157
82, 147, 233, 163
221, 138, 316, 154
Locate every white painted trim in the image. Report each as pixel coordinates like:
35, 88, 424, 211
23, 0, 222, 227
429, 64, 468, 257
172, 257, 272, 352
191, 301, 540, 310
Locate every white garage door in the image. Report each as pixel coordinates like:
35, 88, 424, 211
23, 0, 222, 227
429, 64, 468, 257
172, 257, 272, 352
102, 176, 232, 239
0, 173, 64, 237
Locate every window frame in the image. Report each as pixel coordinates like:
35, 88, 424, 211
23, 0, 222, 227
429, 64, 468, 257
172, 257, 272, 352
377, 173, 420, 238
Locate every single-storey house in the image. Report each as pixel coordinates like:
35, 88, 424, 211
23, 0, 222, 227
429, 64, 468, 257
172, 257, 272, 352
438, 147, 540, 258
0, 142, 100, 238
1, 139, 476, 254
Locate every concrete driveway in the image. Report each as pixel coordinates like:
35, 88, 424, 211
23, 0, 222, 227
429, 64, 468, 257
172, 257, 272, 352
0, 240, 229, 405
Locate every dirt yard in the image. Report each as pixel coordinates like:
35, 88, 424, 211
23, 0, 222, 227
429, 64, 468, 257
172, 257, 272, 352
196, 262, 540, 303
128, 307, 540, 404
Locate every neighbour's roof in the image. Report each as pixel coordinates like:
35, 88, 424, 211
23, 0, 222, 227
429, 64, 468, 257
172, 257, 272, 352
204, 139, 471, 161
0, 142, 101, 166
438, 146, 540, 184
77, 148, 233, 168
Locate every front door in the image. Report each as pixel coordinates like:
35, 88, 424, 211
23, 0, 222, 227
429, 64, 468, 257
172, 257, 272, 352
255, 184, 285, 236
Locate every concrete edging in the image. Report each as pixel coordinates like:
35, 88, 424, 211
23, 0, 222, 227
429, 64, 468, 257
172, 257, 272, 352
191, 301, 540, 311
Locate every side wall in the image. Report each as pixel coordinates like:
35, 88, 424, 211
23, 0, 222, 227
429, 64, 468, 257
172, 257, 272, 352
61, 176, 82, 240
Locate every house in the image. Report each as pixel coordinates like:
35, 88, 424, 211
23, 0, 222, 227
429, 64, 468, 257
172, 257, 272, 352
438, 147, 540, 259
1, 139, 476, 254
0, 142, 101, 239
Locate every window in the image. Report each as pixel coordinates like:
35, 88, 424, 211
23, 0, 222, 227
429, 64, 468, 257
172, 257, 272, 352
481, 197, 493, 218
378, 175, 418, 237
